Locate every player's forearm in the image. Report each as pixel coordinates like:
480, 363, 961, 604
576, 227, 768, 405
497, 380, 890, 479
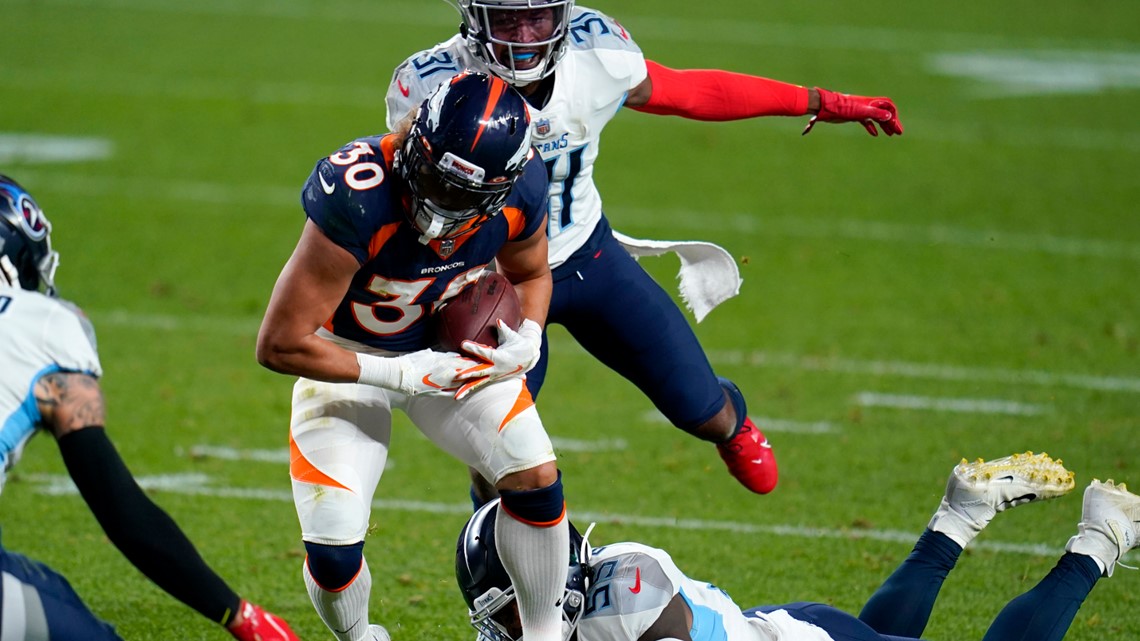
630, 60, 810, 121
511, 273, 552, 329
57, 427, 242, 626
256, 331, 362, 383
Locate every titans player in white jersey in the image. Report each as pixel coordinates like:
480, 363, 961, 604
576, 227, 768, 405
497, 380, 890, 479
458, 452, 1140, 641
387, 1, 901, 499
0, 176, 299, 640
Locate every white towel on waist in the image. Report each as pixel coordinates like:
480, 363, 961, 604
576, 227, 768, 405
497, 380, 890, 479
612, 230, 742, 323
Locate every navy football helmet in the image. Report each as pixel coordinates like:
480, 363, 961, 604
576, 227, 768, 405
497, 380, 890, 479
456, 500, 590, 641
0, 175, 58, 294
453, 0, 574, 86
396, 72, 532, 243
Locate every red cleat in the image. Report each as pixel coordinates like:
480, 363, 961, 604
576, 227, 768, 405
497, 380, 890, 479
716, 418, 778, 494
228, 601, 301, 641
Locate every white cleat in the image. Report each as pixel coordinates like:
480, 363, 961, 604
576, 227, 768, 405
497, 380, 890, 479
928, 451, 1075, 548
1066, 479, 1140, 577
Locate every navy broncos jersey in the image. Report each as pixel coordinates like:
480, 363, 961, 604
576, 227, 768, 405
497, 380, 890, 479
302, 133, 548, 352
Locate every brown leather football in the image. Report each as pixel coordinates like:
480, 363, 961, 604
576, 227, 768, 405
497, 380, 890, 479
437, 271, 521, 351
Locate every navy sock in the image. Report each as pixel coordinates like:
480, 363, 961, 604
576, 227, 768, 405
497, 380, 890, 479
981, 553, 1100, 641
859, 530, 962, 637
716, 376, 748, 439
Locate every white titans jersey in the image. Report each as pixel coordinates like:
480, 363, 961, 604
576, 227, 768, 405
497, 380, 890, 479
386, 6, 647, 268
580, 542, 834, 641
0, 287, 101, 493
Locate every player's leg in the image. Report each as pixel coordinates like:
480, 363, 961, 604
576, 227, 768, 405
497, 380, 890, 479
859, 453, 1075, 638
981, 479, 1140, 641
290, 377, 394, 641
747, 602, 916, 641
556, 232, 776, 493
0, 548, 122, 640
408, 377, 568, 641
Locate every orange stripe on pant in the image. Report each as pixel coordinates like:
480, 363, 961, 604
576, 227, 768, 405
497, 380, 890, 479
289, 434, 351, 492
498, 383, 535, 432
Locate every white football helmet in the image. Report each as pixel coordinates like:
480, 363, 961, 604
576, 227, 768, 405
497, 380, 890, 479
451, 0, 575, 87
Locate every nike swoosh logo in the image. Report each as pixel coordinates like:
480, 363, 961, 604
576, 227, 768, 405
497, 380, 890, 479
319, 172, 336, 195
397, 79, 410, 97
998, 493, 1037, 509
759, 439, 771, 449
421, 374, 445, 389
629, 567, 641, 594
332, 619, 360, 635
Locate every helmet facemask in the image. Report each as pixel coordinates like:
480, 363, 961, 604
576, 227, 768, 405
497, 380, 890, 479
400, 131, 515, 244
456, 0, 574, 86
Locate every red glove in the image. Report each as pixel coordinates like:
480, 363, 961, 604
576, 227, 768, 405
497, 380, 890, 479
228, 601, 301, 641
802, 87, 903, 137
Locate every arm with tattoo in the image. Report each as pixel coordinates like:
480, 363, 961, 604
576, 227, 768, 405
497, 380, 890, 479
36, 371, 245, 627
34, 371, 106, 437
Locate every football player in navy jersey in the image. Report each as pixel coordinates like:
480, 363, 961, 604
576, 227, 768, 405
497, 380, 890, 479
0, 176, 299, 641
387, 1, 900, 501
257, 72, 572, 641
456, 453, 1140, 641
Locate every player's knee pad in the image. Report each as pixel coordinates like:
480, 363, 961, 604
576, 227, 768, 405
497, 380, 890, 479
718, 376, 748, 438
304, 541, 364, 591
498, 472, 565, 527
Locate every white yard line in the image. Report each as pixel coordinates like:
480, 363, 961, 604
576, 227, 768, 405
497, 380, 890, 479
854, 392, 1050, 416
643, 410, 839, 434
20, 0, 1140, 53
85, 309, 1140, 396
705, 350, 1140, 394
0, 133, 114, 164
15, 168, 1139, 259
28, 473, 1067, 557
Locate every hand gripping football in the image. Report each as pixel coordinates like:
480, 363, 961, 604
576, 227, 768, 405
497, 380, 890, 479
437, 271, 521, 352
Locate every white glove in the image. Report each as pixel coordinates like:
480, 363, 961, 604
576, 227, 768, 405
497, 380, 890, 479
453, 319, 543, 400
357, 349, 479, 396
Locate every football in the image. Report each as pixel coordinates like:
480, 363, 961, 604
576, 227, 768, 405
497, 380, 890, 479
436, 271, 521, 352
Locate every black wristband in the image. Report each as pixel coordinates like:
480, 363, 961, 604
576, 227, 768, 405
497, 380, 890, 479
57, 426, 242, 625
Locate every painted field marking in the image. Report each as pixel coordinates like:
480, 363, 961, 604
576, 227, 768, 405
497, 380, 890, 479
930, 50, 1140, 97
854, 392, 1049, 416
706, 349, 1140, 395
0, 133, 113, 164
14, 162, 1140, 257
17, 167, 1138, 260
181, 439, 624, 464
642, 410, 839, 434
84, 309, 1140, 396
21, 0, 1140, 53
27, 473, 1070, 558
182, 445, 290, 464
616, 209, 1140, 261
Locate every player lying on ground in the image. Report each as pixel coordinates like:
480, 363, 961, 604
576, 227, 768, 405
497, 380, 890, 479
0, 175, 298, 641
457, 451, 1140, 641
389, 0, 902, 499
257, 72, 572, 641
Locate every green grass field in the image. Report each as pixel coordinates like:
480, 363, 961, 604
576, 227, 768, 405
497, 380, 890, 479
3, 0, 1139, 639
